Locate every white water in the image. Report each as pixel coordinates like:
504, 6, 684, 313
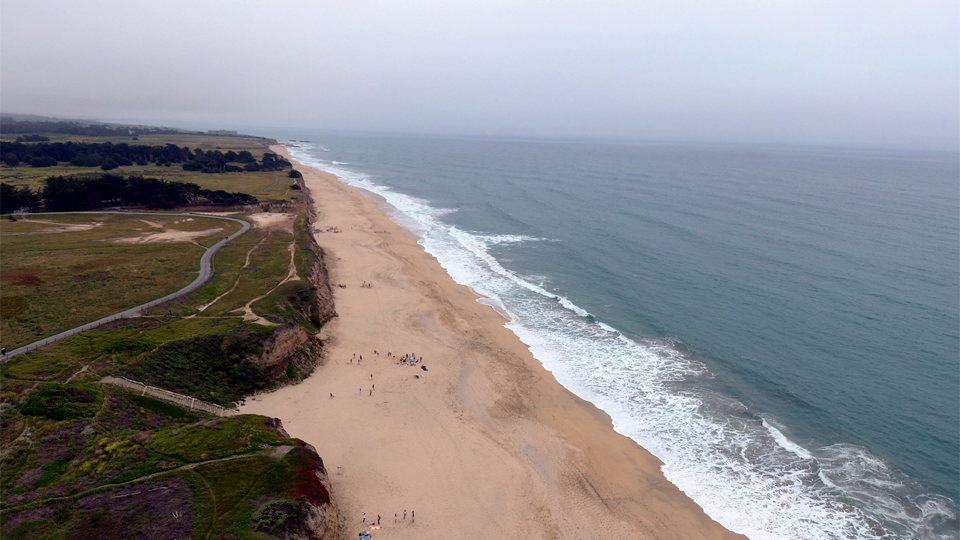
290, 143, 957, 540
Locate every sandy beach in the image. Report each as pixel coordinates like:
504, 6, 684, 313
243, 146, 746, 540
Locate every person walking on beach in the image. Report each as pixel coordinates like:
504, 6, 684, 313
403, 510, 407, 519
377, 515, 381, 525
411, 510, 415, 521
362, 513, 366, 523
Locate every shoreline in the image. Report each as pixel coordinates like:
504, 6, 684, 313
243, 145, 746, 540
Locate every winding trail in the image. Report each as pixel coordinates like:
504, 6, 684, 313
4, 212, 251, 359
255, 174, 280, 194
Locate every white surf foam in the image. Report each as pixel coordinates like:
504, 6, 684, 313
763, 418, 815, 460
287, 143, 957, 540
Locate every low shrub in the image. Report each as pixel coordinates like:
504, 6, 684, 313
19, 383, 103, 420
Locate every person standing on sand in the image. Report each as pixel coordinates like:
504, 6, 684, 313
403, 510, 407, 519
377, 515, 381, 525
362, 513, 366, 523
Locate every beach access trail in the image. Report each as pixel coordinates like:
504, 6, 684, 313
4, 212, 250, 359
242, 146, 746, 540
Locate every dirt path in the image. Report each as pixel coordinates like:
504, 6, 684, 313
231, 241, 299, 325
196, 231, 272, 312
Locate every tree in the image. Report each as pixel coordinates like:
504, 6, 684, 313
0, 182, 40, 213
3, 153, 19, 167
100, 158, 119, 171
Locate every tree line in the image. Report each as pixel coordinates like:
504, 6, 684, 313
0, 141, 290, 173
0, 117, 181, 137
0, 174, 257, 213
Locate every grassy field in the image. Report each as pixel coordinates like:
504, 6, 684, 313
0, 317, 247, 382
0, 213, 242, 350
0, 132, 299, 202
1, 213, 317, 379
0, 167, 297, 203
198, 229, 295, 317
0, 132, 274, 153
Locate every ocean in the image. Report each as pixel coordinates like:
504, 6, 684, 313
267, 131, 959, 540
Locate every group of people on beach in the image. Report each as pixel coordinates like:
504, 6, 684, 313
335, 280, 374, 289
398, 353, 423, 366
360, 509, 414, 537
341, 350, 429, 397
315, 226, 341, 233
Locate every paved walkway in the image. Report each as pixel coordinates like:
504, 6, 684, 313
4, 212, 250, 359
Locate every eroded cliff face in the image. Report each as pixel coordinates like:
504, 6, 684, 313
305, 226, 337, 327
254, 325, 319, 379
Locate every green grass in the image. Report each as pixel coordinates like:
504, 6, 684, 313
184, 227, 269, 309
202, 231, 294, 317
19, 383, 104, 421
0, 167, 295, 202
150, 416, 284, 463
0, 128, 297, 202
0, 131, 274, 152
130, 394, 199, 423
1, 317, 246, 382
0, 213, 242, 350
183, 443, 325, 539
123, 332, 272, 405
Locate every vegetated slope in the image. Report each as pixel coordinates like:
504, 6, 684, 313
0, 145, 341, 538
0, 394, 339, 540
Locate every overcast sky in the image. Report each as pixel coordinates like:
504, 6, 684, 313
1, 0, 957, 150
